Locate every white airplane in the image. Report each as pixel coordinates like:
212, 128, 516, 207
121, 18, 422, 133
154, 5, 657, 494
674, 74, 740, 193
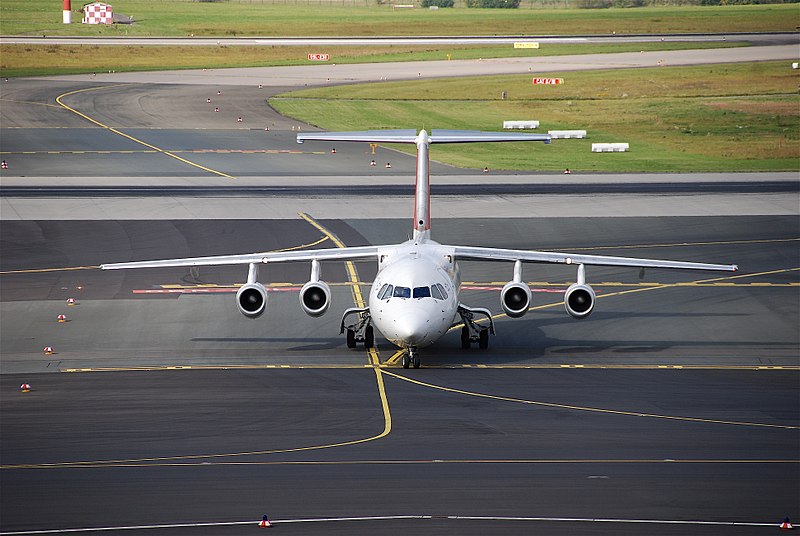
102, 129, 737, 369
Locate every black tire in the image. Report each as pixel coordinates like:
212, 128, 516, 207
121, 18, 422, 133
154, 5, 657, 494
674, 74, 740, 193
346, 329, 356, 349
461, 326, 470, 349
402, 354, 410, 369
478, 329, 489, 350
364, 326, 374, 349
412, 354, 421, 369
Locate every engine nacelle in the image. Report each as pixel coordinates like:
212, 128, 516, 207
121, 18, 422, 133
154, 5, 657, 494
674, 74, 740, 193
300, 280, 331, 317
236, 282, 268, 319
564, 283, 595, 319
501, 281, 532, 318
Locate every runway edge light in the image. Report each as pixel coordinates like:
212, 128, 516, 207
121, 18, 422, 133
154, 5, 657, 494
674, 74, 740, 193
259, 514, 272, 528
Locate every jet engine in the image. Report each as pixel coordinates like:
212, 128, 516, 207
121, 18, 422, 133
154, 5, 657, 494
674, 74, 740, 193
564, 263, 595, 319
300, 280, 331, 317
237, 282, 268, 319
299, 260, 331, 317
501, 281, 532, 318
501, 260, 532, 318
564, 282, 595, 319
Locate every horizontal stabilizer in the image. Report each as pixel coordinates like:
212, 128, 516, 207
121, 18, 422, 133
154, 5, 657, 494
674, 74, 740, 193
298, 129, 551, 145
430, 130, 551, 144
297, 130, 418, 144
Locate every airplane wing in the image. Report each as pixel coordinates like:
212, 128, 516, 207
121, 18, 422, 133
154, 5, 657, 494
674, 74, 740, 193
452, 245, 737, 272
100, 245, 380, 270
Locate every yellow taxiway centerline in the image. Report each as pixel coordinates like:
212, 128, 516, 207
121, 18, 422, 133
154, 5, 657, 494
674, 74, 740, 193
55, 85, 235, 179
380, 369, 799, 430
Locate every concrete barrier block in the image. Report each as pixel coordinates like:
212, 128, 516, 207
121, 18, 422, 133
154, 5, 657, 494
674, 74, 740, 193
503, 120, 539, 130
548, 130, 587, 139
591, 143, 629, 152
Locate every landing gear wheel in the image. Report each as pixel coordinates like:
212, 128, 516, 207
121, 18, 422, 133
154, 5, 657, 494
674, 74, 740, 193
478, 328, 489, 350
364, 326, 374, 349
402, 353, 410, 369
346, 329, 356, 349
461, 326, 471, 349
412, 353, 421, 369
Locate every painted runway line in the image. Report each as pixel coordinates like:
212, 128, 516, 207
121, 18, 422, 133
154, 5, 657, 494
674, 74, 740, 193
0, 513, 781, 534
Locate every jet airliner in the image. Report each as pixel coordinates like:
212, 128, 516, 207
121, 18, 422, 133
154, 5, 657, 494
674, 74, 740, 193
102, 129, 737, 368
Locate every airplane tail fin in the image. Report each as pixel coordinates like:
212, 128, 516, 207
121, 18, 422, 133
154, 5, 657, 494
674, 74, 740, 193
297, 129, 551, 239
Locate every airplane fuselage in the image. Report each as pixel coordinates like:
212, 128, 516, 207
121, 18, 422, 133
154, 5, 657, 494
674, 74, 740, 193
370, 238, 460, 349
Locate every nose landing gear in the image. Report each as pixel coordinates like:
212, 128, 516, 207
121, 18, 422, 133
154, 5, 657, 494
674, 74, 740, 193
402, 347, 421, 369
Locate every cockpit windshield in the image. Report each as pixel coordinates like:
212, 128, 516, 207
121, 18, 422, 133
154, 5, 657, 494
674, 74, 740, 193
393, 286, 411, 298
378, 283, 448, 300
413, 286, 431, 298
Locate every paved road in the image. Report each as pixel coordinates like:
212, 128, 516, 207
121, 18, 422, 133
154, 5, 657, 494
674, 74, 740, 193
0, 46, 798, 535
1, 367, 798, 535
23, 45, 799, 86
6, 32, 800, 46
2, 32, 798, 46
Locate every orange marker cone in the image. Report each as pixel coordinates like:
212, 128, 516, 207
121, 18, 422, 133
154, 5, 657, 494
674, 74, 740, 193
19, 383, 31, 392
57, 314, 67, 323
67, 297, 76, 306
43, 346, 54, 355
258, 515, 272, 528
781, 517, 793, 530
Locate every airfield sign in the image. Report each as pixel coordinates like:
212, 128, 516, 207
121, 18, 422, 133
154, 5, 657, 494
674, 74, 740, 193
532, 78, 563, 85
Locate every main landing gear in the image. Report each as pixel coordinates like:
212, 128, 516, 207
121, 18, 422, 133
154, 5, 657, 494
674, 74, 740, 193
402, 347, 421, 369
458, 304, 494, 350
340, 307, 374, 349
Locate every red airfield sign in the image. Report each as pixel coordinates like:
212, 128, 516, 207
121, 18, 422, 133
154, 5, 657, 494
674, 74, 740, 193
532, 78, 563, 85
308, 53, 330, 61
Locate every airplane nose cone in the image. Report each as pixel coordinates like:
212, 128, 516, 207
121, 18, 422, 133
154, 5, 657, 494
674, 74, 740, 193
394, 313, 429, 346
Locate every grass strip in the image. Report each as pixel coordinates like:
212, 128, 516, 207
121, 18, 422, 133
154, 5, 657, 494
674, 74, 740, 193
270, 61, 800, 172
1, 3, 796, 37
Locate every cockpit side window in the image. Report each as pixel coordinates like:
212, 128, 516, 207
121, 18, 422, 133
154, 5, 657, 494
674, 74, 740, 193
378, 284, 393, 300
430, 284, 444, 300
413, 286, 431, 299
435, 283, 448, 300
393, 286, 411, 299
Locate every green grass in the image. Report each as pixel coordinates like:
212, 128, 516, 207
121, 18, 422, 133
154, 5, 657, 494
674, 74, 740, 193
0, 41, 744, 78
0, 2, 796, 37
270, 61, 800, 172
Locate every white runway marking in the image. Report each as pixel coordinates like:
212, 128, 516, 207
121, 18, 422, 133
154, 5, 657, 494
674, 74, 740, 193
0, 514, 779, 534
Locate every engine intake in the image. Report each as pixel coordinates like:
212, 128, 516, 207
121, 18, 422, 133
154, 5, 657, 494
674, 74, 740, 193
237, 282, 268, 319
564, 283, 595, 319
501, 281, 532, 318
300, 280, 331, 317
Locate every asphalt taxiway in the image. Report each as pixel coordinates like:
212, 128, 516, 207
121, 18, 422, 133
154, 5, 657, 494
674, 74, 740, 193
1, 47, 798, 535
